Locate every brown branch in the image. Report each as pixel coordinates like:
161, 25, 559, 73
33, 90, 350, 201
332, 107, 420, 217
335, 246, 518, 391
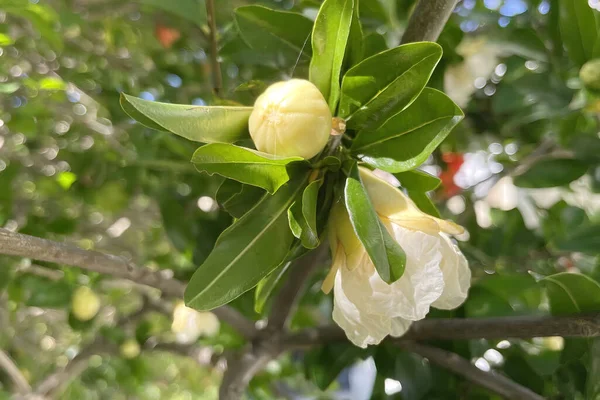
267, 245, 329, 330
0, 229, 255, 339
282, 313, 600, 348
205, 0, 222, 95
0, 350, 32, 395
396, 341, 544, 400
401, 0, 459, 44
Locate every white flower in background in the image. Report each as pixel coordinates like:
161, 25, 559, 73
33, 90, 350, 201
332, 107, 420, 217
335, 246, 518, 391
322, 167, 471, 348
249, 79, 332, 159
444, 37, 501, 107
171, 301, 220, 344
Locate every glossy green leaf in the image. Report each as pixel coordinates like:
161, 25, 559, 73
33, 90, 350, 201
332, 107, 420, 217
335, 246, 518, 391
120, 93, 252, 144
555, 224, 600, 255
287, 179, 322, 249
216, 180, 266, 218
309, 0, 354, 111
395, 170, 441, 192
407, 191, 440, 218
513, 157, 588, 188
191, 143, 302, 193
234, 6, 313, 63
541, 272, 600, 315
559, 0, 600, 66
184, 173, 309, 310
352, 88, 463, 173
339, 42, 442, 130
254, 261, 291, 314
344, 163, 405, 283
345, 0, 364, 68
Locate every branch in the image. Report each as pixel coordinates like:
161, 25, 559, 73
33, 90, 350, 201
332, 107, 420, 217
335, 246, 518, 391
205, 0, 222, 94
396, 341, 544, 400
267, 245, 329, 330
282, 313, 600, 348
401, 0, 459, 44
218, 342, 279, 400
0, 350, 32, 395
0, 229, 255, 339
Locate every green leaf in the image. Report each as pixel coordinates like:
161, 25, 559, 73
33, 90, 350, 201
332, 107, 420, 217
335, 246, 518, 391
120, 93, 252, 144
235, 6, 313, 63
304, 343, 366, 390
138, 0, 206, 28
254, 261, 291, 314
191, 143, 303, 193
513, 157, 588, 188
309, 0, 354, 111
352, 88, 463, 173
339, 42, 442, 130
555, 224, 600, 255
407, 191, 440, 218
184, 173, 309, 310
216, 180, 266, 219
344, 0, 364, 68
5, 2, 63, 51
363, 32, 388, 59
393, 352, 433, 400
344, 163, 405, 283
559, 0, 600, 66
541, 272, 600, 315
287, 179, 322, 249
395, 170, 441, 192
587, 339, 600, 400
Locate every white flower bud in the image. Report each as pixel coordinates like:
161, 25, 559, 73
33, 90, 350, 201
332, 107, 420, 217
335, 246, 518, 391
249, 79, 332, 159
71, 286, 101, 321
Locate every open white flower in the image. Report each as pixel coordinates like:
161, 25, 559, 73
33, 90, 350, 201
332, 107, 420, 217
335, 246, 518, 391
322, 167, 471, 348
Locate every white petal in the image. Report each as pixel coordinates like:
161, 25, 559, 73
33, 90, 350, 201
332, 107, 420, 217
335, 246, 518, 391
390, 317, 412, 337
432, 234, 471, 310
362, 224, 445, 321
332, 267, 393, 348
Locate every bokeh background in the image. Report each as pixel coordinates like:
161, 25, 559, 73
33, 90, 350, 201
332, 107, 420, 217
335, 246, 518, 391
1, 0, 600, 399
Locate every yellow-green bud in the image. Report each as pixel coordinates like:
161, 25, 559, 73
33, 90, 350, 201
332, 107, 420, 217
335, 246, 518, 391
580, 59, 600, 91
249, 79, 332, 159
71, 286, 101, 321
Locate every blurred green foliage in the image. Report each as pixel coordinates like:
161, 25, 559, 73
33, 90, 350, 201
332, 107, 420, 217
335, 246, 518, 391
0, 0, 600, 399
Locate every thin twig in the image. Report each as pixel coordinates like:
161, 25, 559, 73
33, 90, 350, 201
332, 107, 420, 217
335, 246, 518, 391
401, 0, 459, 44
396, 341, 545, 400
0, 350, 32, 395
282, 313, 600, 348
0, 229, 255, 339
267, 245, 329, 330
205, 0, 222, 95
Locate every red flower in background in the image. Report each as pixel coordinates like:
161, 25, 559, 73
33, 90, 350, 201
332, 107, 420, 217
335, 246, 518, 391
440, 152, 464, 198
155, 23, 181, 49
